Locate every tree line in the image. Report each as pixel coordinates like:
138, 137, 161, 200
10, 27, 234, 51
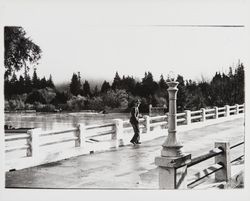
4, 26, 245, 113
4, 62, 245, 113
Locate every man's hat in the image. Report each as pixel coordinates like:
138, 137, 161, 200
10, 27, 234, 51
135, 99, 141, 104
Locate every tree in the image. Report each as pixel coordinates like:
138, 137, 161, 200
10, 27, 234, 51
83, 80, 91, 96
141, 71, 159, 97
24, 73, 32, 94
17, 75, 25, 94
32, 68, 40, 89
120, 76, 136, 94
93, 85, 99, 96
47, 74, 55, 88
101, 80, 111, 93
234, 62, 244, 104
40, 77, 47, 89
112, 71, 122, 89
4, 26, 42, 79
158, 74, 168, 90
69, 73, 81, 96
9, 72, 18, 96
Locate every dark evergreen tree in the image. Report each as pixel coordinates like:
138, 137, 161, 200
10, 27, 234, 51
234, 62, 244, 104
32, 68, 40, 89
40, 77, 47, 89
17, 75, 25, 94
112, 71, 122, 89
83, 80, 91, 96
158, 74, 168, 90
4, 78, 11, 99
93, 85, 99, 96
120, 76, 136, 94
24, 73, 32, 94
9, 73, 18, 96
69, 73, 81, 96
141, 71, 159, 97
101, 80, 111, 93
47, 74, 55, 88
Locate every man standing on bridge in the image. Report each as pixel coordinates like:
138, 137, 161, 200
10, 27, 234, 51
130, 99, 141, 145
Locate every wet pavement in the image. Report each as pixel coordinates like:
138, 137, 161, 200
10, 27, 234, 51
5, 117, 244, 189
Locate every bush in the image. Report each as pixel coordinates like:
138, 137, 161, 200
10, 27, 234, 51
87, 96, 105, 111
66, 95, 86, 111
26, 90, 47, 104
26, 88, 56, 104
25, 103, 34, 110
102, 89, 128, 109
40, 104, 56, 112
7, 99, 25, 110
33, 102, 56, 112
154, 96, 167, 107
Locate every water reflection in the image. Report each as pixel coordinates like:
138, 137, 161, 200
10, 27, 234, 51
5, 112, 130, 131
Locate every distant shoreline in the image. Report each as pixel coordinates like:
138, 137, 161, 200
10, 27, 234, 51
4, 109, 129, 114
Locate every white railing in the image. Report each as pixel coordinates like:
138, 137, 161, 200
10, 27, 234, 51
5, 103, 244, 171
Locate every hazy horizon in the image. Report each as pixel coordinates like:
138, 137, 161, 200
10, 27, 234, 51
3, 0, 247, 85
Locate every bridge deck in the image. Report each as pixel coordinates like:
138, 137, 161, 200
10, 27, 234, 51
5, 117, 244, 189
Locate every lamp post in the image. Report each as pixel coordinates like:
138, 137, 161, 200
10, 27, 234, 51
155, 73, 191, 189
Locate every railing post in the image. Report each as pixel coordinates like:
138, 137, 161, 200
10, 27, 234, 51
215, 142, 231, 182
144, 115, 150, 133
201, 108, 206, 122
27, 128, 41, 161
214, 106, 218, 119
185, 110, 191, 125
235, 104, 239, 115
113, 119, 124, 147
225, 105, 230, 117
75, 124, 86, 148
149, 104, 152, 117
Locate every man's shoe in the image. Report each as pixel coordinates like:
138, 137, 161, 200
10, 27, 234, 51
130, 140, 136, 145
136, 142, 141, 144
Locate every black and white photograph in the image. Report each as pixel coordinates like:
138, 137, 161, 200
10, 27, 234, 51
1, 0, 249, 200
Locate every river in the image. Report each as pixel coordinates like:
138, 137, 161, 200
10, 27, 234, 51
5, 112, 130, 131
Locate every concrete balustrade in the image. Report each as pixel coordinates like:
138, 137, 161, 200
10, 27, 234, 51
185, 110, 191, 125
27, 128, 41, 161
5, 103, 244, 172
214, 106, 218, 119
113, 119, 124, 147
75, 124, 86, 148
201, 108, 206, 121
144, 115, 151, 133
225, 105, 230, 117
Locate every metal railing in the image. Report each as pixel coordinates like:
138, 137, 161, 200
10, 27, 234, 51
186, 141, 244, 189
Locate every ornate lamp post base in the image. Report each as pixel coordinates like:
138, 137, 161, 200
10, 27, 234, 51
155, 78, 191, 189
155, 154, 191, 189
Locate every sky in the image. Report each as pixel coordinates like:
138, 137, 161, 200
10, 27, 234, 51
2, 0, 248, 84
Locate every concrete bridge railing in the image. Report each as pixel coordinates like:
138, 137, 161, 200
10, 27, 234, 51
5, 103, 244, 171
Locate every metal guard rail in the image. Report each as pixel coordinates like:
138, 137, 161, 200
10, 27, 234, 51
187, 147, 223, 168
187, 163, 224, 188
187, 141, 244, 188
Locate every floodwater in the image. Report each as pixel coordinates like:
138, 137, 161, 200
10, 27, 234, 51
5, 112, 130, 131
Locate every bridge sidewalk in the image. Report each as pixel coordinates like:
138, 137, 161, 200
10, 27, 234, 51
5, 117, 244, 189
